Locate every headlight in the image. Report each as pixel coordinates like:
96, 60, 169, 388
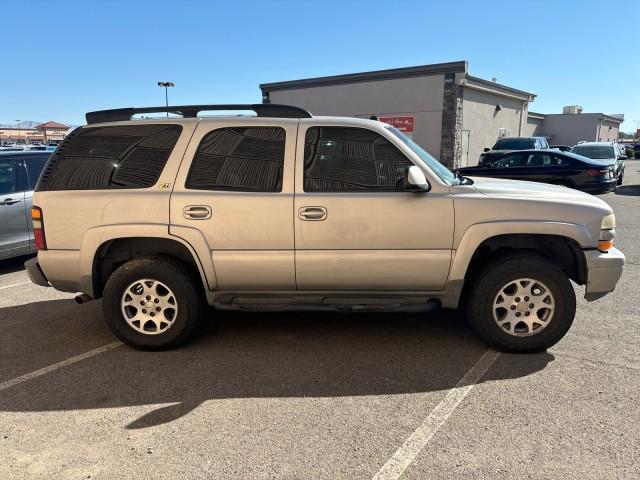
598, 214, 616, 252
601, 214, 616, 230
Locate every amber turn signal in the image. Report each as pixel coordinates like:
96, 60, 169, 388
597, 239, 613, 252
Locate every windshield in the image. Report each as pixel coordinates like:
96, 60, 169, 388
570, 145, 615, 159
386, 127, 458, 185
492, 138, 535, 150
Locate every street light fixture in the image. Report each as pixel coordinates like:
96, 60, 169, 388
157, 81, 175, 117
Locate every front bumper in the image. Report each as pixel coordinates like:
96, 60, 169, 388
24, 257, 50, 287
584, 247, 625, 301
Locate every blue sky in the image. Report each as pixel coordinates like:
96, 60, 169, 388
1, 0, 638, 131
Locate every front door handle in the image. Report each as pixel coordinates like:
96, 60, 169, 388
0, 198, 21, 206
183, 205, 212, 220
298, 206, 327, 221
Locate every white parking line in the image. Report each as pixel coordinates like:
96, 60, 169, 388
0, 341, 123, 392
0, 281, 30, 290
372, 349, 501, 480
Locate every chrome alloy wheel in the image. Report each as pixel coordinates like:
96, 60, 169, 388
121, 279, 178, 335
492, 278, 555, 337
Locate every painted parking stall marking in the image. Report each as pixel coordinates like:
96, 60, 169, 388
0, 281, 30, 290
0, 341, 123, 392
372, 349, 501, 480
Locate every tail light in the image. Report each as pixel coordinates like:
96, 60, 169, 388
31, 206, 47, 250
586, 168, 610, 177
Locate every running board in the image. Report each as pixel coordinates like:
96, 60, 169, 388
213, 295, 441, 313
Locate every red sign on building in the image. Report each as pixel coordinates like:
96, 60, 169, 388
378, 115, 415, 133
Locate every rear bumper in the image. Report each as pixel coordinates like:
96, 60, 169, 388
584, 247, 625, 301
580, 179, 617, 194
24, 257, 50, 287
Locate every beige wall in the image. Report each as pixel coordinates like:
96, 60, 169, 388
597, 119, 619, 143
462, 87, 528, 165
266, 74, 446, 158
523, 116, 544, 137
540, 114, 599, 146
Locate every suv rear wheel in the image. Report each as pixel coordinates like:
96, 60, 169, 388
467, 254, 576, 353
102, 256, 205, 350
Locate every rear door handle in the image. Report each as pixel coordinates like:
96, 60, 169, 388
298, 206, 327, 221
183, 205, 212, 220
0, 198, 21, 206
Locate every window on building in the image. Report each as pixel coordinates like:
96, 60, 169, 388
36, 125, 182, 191
303, 127, 412, 191
186, 127, 285, 192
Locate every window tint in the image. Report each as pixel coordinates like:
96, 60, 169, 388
0, 159, 17, 195
525, 153, 555, 166
186, 127, 285, 192
570, 145, 616, 160
493, 138, 535, 150
492, 153, 527, 167
552, 154, 570, 166
36, 125, 182, 191
304, 127, 412, 191
25, 155, 49, 190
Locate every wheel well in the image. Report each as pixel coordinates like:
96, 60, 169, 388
92, 237, 205, 299
460, 234, 586, 304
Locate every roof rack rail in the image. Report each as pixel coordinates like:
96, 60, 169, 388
85, 104, 312, 124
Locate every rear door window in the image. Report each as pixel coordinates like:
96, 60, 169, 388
186, 127, 285, 192
36, 125, 182, 191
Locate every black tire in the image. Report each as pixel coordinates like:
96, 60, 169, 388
102, 256, 206, 350
617, 172, 624, 186
466, 254, 576, 353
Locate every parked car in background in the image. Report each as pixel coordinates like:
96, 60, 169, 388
479, 136, 550, 165
0, 151, 50, 260
571, 142, 625, 185
457, 149, 617, 194
551, 145, 572, 152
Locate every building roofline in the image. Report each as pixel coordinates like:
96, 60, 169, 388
528, 111, 546, 119
260, 61, 468, 92
542, 112, 624, 124
464, 75, 537, 100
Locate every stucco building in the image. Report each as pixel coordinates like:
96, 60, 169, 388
0, 121, 70, 145
260, 61, 623, 167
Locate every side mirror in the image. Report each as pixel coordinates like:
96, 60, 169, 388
483, 147, 491, 153
618, 155, 627, 160
401, 166, 430, 192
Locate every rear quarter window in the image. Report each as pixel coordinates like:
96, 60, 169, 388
36, 124, 182, 191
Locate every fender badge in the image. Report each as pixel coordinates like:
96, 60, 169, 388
160, 183, 171, 189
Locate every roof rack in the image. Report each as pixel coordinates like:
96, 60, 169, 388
85, 104, 312, 124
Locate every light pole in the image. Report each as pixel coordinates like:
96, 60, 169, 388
157, 82, 175, 117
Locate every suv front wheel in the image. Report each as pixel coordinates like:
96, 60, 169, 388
467, 254, 576, 353
102, 256, 205, 350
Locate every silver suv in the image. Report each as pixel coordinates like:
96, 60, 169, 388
0, 151, 49, 260
25, 104, 625, 353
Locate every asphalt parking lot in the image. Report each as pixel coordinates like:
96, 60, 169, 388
1, 166, 639, 480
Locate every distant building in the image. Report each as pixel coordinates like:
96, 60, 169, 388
524, 108, 624, 146
260, 61, 624, 167
0, 121, 70, 145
